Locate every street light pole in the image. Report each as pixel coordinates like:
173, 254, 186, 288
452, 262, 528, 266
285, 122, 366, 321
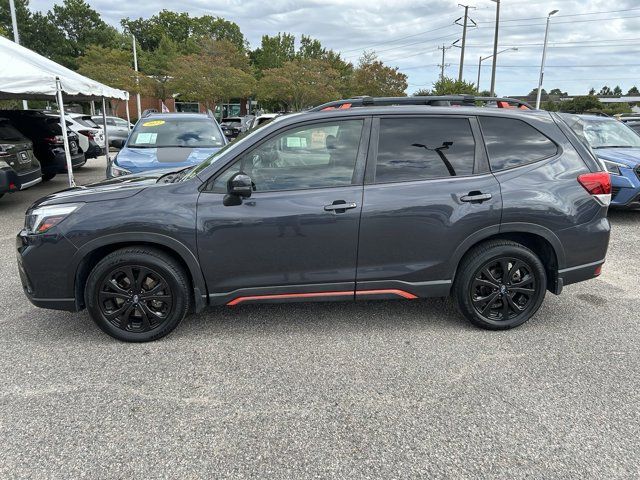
489, 0, 500, 97
536, 9, 559, 109
132, 35, 142, 118
477, 48, 517, 92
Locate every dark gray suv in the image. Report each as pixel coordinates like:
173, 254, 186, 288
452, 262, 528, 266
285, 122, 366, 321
16, 96, 612, 342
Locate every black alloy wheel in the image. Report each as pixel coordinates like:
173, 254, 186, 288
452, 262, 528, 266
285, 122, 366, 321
453, 240, 547, 330
98, 265, 173, 333
85, 247, 190, 342
471, 257, 536, 322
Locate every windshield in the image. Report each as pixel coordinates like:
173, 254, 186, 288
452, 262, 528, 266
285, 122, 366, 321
128, 117, 225, 148
75, 116, 100, 128
564, 116, 640, 149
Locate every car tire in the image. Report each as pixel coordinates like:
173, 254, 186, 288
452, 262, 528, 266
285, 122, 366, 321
42, 172, 55, 181
453, 240, 546, 330
85, 247, 190, 342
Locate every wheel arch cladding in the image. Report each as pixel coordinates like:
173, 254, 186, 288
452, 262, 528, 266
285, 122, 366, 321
451, 231, 561, 294
72, 235, 207, 312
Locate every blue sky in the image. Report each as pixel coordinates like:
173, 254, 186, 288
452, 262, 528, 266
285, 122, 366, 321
29, 0, 640, 96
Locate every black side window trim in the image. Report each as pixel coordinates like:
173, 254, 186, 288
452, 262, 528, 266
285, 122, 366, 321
205, 116, 372, 194
477, 115, 560, 173
365, 114, 484, 185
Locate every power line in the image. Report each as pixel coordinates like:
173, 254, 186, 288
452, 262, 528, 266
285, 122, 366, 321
475, 6, 640, 23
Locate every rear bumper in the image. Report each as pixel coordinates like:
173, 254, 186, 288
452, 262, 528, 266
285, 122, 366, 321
0, 166, 42, 194
50, 150, 86, 173
84, 143, 105, 159
558, 259, 605, 289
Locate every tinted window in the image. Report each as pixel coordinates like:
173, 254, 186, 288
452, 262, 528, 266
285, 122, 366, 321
213, 120, 363, 192
75, 116, 100, 128
0, 121, 26, 141
375, 117, 476, 183
128, 117, 225, 148
480, 117, 557, 171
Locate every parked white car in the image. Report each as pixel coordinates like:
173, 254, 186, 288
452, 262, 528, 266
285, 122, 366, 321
249, 113, 279, 130
47, 113, 106, 159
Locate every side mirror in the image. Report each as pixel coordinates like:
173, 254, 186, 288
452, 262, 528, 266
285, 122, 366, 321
110, 139, 125, 149
224, 172, 253, 206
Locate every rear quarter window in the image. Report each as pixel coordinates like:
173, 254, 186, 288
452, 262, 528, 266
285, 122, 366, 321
479, 117, 557, 171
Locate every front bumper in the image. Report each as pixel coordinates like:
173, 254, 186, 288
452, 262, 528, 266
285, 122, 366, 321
0, 166, 42, 194
16, 229, 80, 311
610, 167, 640, 208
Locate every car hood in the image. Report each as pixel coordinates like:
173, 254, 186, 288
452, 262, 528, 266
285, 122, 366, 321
115, 146, 222, 170
30, 170, 167, 208
595, 147, 640, 168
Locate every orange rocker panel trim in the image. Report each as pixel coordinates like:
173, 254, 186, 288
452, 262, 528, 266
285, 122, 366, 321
226, 289, 418, 306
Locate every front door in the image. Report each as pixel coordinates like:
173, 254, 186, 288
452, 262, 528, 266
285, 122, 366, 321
356, 115, 502, 298
196, 118, 370, 305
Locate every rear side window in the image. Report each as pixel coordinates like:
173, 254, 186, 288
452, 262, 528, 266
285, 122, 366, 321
480, 117, 557, 171
374, 117, 476, 183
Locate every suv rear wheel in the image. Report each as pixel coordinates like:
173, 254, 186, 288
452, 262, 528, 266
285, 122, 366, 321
85, 247, 190, 342
454, 240, 546, 330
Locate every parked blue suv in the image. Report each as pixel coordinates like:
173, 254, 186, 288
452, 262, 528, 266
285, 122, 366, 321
107, 113, 227, 178
560, 113, 640, 208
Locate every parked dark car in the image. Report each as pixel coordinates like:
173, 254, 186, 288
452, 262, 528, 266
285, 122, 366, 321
17, 96, 611, 342
0, 118, 42, 198
0, 110, 85, 181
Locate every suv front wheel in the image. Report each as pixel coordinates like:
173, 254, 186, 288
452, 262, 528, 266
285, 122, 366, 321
85, 247, 190, 342
454, 240, 547, 330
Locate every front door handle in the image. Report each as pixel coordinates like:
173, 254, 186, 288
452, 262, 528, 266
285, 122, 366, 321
324, 201, 358, 213
460, 192, 492, 203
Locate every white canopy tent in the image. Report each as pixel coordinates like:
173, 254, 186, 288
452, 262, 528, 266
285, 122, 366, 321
0, 35, 130, 186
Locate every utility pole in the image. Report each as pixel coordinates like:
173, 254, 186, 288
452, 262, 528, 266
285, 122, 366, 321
132, 35, 142, 118
9, 0, 28, 110
456, 4, 476, 82
536, 10, 559, 109
438, 44, 452, 80
489, 0, 500, 97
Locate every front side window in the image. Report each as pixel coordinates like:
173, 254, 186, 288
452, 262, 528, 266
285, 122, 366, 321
128, 117, 225, 148
374, 117, 476, 183
212, 119, 363, 192
480, 117, 557, 171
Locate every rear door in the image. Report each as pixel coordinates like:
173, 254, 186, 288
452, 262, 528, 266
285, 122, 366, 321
355, 115, 502, 298
196, 117, 371, 305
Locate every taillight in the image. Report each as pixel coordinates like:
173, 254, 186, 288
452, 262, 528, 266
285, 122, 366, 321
578, 171, 611, 206
44, 135, 64, 144
78, 130, 95, 140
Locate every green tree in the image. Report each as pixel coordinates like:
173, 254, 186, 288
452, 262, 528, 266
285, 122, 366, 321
588, 87, 596, 95
250, 33, 296, 73
548, 88, 567, 97
78, 45, 150, 94
256, 58, 340, 111
613, 85, 623, 96
432, 77, 478, 95
627, 86, 640, 96
298, 35, 325, 59
169, 43, 255, 110
559, 95, 602, 113
413, 88, 432, 96
140, 35, 180, 101
350, 52, 407, 97
121, 11, 246, 53
599, 85, 612, 96
49, 0, 120, 64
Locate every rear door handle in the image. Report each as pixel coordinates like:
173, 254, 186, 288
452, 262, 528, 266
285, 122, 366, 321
460, 192, 492, 203
324, 201, 358, 212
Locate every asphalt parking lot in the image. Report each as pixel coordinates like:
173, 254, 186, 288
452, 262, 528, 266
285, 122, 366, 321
0, 157, 638, 479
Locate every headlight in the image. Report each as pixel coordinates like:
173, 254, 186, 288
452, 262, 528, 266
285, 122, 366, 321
600, 159, 625, 176
109, 161, 131, 178
25, 203, 83, 234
